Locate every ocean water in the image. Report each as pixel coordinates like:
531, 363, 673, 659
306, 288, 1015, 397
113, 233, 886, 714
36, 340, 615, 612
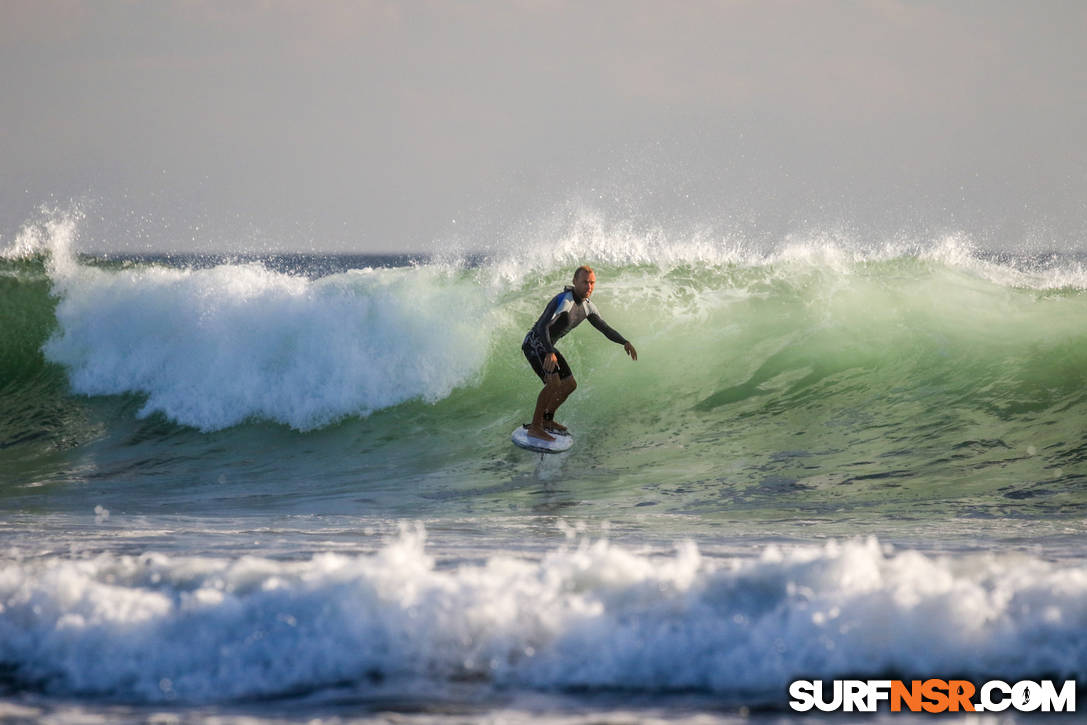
1, 212, 1085, 723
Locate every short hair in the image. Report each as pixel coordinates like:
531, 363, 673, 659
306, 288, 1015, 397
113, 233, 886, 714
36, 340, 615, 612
573, 265, 594, 281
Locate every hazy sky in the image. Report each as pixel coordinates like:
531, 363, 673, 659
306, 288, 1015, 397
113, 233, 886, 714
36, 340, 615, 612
3, 0, 1085, 253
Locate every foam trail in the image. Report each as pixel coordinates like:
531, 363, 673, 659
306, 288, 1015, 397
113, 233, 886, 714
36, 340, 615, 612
1, 530, 1083, 703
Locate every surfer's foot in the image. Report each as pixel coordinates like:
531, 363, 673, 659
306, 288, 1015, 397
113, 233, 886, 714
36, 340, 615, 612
525, 424, 555, 442
545, 420, 567, 433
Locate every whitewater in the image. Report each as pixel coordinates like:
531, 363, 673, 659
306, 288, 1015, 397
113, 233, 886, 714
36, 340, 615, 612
1, 210, 1085, 723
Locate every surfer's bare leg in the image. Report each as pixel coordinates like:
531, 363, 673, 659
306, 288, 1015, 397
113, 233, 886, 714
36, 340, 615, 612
544, 377, 576, 431
528, 376, 562, 441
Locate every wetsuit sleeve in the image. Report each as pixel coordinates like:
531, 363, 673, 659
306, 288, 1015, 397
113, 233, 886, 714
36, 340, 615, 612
588, 312, 628, 345
530, 294, 566, 353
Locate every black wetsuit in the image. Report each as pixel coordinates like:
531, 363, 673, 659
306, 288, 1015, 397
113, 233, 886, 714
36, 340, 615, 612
522, 286, 629, 382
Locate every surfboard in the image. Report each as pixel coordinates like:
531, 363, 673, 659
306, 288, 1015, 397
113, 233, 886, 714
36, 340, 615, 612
511, 424, 574, 453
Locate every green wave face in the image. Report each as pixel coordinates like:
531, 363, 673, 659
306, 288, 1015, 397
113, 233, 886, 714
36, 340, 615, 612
547, 258, 1087, 519
0, 258, 99, 472
1, 250, 1085, 524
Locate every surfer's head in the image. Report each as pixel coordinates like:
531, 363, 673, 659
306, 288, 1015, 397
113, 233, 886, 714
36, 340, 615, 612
572, 265, 595, 300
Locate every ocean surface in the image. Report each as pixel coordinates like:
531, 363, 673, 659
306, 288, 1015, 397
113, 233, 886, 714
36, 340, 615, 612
1, 212, 1085, 723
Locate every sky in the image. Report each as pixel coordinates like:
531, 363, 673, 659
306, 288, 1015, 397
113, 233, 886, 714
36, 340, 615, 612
2, 0, 1086, 253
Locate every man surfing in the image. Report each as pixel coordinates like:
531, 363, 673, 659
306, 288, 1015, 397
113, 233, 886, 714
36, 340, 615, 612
522, 265, 637, 442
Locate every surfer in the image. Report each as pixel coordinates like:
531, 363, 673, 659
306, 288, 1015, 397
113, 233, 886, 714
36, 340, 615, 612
522, 265, 637, 441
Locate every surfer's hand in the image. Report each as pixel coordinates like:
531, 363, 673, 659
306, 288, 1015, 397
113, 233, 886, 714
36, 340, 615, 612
544, 353, 558, 372
625, 342, 638, 361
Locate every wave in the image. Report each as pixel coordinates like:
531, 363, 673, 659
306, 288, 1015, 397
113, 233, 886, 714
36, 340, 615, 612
0, 528, 1082, 704
2, 210, 1086, 509
4, 213, 1085, 429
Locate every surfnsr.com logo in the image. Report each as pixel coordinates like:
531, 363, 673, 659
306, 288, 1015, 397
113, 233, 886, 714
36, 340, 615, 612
789, 679, 1077, 713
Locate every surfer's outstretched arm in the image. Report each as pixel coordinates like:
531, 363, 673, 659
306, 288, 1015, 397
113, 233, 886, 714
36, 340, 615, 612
588, 313, 637, 360
586, 312, 626, 344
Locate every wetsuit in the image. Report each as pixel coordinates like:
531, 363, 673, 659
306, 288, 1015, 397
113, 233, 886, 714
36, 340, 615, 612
522, 286, 629, 382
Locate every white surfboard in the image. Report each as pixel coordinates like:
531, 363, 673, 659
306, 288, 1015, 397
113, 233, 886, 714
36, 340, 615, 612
511, 425, 574, 453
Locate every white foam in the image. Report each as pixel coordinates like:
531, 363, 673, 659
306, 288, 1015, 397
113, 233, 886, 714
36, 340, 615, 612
1, 530, 1083, 704
43, 259, 493, 431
